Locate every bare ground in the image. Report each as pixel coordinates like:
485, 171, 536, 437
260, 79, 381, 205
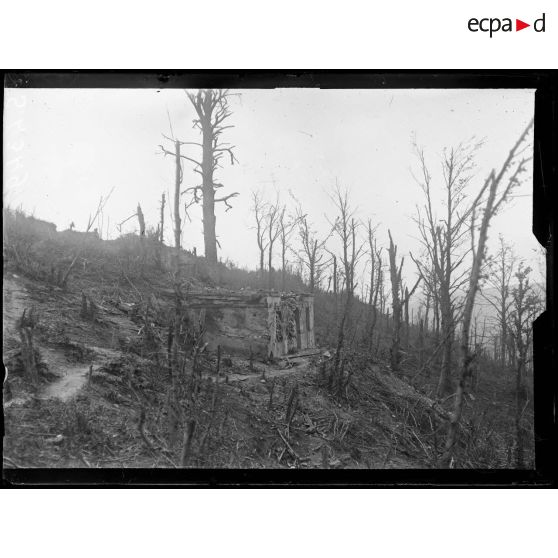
3, 267, 458, 470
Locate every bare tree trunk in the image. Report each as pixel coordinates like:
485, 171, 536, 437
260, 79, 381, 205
366, 227, 382, 352
159, 192, 166, 243
333, 291, 352, 393
332, 255, 337, 296
332, 255, 338, 325
169, 140, 182, 445
330, 188, 363, 393
173, 142, 182, 262
252, 190, 268, 286
442, 119, 533, 467
388, 230, 403, 372
200, 110, 217, 263
281, 242, 287, 291
297, 213, 326, 295
424, 291, 430, 335
501, 309, 508, 367
437, 291, 453, 397
515, 349, 526, 468
185, 91, 238, 264
418, 318, 425, 369
442, 253, 480, 465
508, 262, 541, 469
372, 258, 383, 352
309, 259, 315, 293
268, 253, 273, 290
18, 310, 39, 386
403, 287, 410, 351
180, 419, 197, 467
137, 203, 145, 237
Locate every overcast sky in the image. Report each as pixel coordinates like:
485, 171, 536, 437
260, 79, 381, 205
3, 87, 541, 286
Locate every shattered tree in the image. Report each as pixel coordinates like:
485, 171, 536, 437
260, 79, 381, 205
183, 89, 239, 263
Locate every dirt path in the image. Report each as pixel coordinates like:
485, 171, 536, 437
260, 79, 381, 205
40, 345, 129, 401
3, 273, 130, 403
36, 348, 89, 401
42, 365, 90, 401
43, 366, 90, 401
40, 345, 127, 401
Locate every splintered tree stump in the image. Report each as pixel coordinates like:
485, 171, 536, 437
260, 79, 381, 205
180, 419, 197, 467
80, 292, 88, 318
19, 328, 39, 386
267, 379, 276, 411
80, 293, 97, 320
17, 309, 40, 386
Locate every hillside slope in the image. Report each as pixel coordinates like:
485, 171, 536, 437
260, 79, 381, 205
3, 265, 448, 470
3, 212, 519, 470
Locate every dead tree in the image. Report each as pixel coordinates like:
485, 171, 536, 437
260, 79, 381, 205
442, 118, 534, 467
412, 139, 483, 397
159, 137, 199, 253
387, 230, 420, 373
417, 314, 425, 369
482, 235, 516, 368
330, 187, 364, 392
137, 203, 146, 237
366, 219, 382, 351
278, 206, 299, 292
323, 249, 341, 326
508, 262, 542, 467
367, 220, 383, 350
403, 287, 410, 350
181, 89, 239, 263
169, 139, 183, 396
387, 231, 403, 372
331, 254, 338, 296
296, 212, 327, 294
180, 420, 197, 467
17, 308, 39, 386
159, 140, 183, 268
251, 190, 269, 283
159, 136, 192, 444
265, 195, 282, 291
412, 263, 438, 364
159, 192, 166, 243
472, 314, 488, 391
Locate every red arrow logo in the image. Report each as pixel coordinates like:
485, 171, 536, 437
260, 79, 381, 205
516, 19, 530, 31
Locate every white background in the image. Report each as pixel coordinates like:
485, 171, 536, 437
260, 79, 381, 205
0, 0, 556, 68
2, 0, 554, 555
1, 489, 556, 556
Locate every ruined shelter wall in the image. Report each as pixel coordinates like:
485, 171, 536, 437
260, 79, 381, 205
186, 294, 314, 359
297, 298, 315, 350
268, 296, 315, 357
190, 304, 271, 357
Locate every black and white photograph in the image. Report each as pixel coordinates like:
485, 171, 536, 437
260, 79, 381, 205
2, 75, 548, 476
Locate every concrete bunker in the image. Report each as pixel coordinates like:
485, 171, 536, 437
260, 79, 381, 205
184, 291, 315, 359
